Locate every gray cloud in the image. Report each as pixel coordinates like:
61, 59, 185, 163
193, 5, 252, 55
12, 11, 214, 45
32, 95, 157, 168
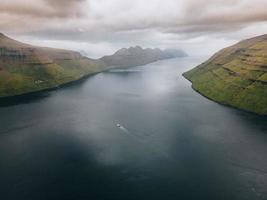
0, 0, 86, 18
2, 0, 267, 33
0, 0, 267, 57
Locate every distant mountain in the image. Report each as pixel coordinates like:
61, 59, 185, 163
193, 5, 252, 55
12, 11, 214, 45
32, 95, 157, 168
79, 50, 89, 57
183, 34, 267, 115
0, 33, 186, 98
100, 46, 187, 68
0, 33, 105, 97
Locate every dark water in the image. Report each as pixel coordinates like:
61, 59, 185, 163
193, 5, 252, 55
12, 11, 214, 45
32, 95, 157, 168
0, 57, 267, 200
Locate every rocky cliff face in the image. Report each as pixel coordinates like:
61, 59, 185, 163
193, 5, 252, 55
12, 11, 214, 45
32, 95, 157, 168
183, 34, 267, 115
0, 47, 26, 63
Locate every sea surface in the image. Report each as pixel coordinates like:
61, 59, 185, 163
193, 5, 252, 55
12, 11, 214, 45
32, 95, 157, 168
0, 57, 266, 200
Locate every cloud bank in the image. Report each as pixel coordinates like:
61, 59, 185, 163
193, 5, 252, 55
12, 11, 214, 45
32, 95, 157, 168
1, 0, 267, 57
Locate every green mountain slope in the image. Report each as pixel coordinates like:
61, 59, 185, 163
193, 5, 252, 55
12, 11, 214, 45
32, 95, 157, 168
0, 33, 105, 97
183, 34, 267, 115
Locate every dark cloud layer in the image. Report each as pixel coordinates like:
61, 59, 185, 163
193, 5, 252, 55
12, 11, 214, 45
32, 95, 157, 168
0, 0, 267, 57
0, 0, 86, 18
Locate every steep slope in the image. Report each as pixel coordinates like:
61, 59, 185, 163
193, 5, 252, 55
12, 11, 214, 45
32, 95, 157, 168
183, 34, 267, 115
100, 46, 187, 68
0, 33, 105, 97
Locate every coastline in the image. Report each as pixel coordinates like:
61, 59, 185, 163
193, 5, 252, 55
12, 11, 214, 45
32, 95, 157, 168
182, 73, 267, 116
0, 69, 107, 100
0, 58, 178, 100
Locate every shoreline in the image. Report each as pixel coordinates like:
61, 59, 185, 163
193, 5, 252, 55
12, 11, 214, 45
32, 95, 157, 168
0, 69, 106, 101
0, 58, 176, 100
182, 73, 267, 117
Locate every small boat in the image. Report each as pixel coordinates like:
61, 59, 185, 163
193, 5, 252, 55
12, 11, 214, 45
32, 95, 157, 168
116, 124, 122, 128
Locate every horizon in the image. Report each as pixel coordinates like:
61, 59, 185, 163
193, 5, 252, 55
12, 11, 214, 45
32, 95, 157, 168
1, 0, 267, 58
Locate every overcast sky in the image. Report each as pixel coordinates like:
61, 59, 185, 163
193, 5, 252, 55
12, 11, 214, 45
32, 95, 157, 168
1, 0, 267, 58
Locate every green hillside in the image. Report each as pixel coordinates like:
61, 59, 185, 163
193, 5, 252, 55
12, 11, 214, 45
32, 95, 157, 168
183, 34, 267, 115
0, 33, 105, 97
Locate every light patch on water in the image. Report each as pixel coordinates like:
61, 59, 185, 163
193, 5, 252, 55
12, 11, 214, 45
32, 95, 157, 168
108, 69, 143, 73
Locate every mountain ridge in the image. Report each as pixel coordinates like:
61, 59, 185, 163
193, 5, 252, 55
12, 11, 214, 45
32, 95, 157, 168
0, 33, 186, 98
183, 34, 267, 115
100, 46, 187, 68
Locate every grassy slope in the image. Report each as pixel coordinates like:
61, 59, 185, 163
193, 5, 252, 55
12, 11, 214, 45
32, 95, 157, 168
183, 34, 267, 115
0, 59, 104, 97
0, 34, 105, 97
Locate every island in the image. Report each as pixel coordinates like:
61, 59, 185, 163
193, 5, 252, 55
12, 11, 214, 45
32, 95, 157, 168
0, 33, 186, 98
183, 34, 267, 115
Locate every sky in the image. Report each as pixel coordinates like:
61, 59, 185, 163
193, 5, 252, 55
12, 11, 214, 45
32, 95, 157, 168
1, 0, 267, 58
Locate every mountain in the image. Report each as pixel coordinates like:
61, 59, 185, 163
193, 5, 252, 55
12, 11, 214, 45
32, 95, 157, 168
0, 34, 186, 98
0, 33, 107, 98
100, 46, 187, 68
183, 34, 267, 115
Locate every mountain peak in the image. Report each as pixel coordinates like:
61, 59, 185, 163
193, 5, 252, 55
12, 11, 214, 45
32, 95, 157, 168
0, 32, 6, 38
133, 45, 143, 50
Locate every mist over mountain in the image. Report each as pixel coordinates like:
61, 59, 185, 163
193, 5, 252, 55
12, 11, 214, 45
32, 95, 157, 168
100, 46, 187, 68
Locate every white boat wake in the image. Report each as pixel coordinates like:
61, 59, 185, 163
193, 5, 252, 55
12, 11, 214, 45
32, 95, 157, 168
117, 124, 134, 137
115, 123, 175, 162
